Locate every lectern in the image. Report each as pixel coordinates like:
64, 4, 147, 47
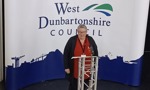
72, 55, 99, 90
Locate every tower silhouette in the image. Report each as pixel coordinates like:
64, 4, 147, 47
35, 54, 47, 61
11, 55, 25, 68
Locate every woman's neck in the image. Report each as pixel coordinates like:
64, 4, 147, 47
79, 38, 86, 45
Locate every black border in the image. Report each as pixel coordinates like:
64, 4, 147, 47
2, 0, 5, 85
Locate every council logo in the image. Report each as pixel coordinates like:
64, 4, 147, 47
83, 4, 113, 16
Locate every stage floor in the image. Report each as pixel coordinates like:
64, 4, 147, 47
1, 79, 150, 90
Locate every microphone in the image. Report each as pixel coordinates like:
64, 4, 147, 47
90, 45, 94, 55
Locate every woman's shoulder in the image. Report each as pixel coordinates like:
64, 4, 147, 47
87, 35, 93, 40
69, 35, 78, 39
66, 35, 78, 43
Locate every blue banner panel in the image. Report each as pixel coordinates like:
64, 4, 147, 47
98, 55, 143, 86
6, 50, 65, 90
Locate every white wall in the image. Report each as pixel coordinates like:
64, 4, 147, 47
0, 0, 3, 82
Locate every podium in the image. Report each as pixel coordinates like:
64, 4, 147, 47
72, 55, 99, 90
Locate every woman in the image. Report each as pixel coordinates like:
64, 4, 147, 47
64, 24, 98, 90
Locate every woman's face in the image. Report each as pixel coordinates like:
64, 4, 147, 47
77, 28, 87, 40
